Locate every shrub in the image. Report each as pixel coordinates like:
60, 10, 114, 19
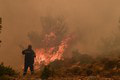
0, 62, 18, 77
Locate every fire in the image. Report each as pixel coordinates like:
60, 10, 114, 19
34, 32, 71, 68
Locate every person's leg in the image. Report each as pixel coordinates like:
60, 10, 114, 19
23, 64, 28, 76
30, 64, 34, 75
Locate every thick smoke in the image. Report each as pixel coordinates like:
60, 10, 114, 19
0, 0, 120, 69
98, 21, 120, 57
28, 16, 68, 49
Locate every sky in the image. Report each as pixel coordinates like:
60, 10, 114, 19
0, 0, 120, 69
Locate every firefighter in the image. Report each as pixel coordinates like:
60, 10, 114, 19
22, 45, 36, 76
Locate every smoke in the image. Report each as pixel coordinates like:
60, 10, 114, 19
0, 0, 120, 69
28, 16, 68, 49
27, 16, 74, 68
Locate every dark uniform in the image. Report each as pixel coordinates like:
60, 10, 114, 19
22, 45, 36, 76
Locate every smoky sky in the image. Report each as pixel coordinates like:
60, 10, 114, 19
0, 0, 120, 70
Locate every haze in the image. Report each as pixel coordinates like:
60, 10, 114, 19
0, 0, 120, 70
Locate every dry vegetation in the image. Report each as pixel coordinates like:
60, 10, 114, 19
39, 51, 120, 80
0, 52, 119, 80
0, 63, 18, 80
1, 17, 120, 80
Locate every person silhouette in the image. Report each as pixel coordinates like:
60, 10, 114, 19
22, 45, 36, 76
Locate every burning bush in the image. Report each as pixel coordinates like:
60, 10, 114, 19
28, 16, 73, 69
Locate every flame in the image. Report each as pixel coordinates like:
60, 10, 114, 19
34, 32, 71, 69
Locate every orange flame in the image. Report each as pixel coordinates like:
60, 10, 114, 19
34, 32, 71, 69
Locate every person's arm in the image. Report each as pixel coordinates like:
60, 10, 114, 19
22, 50, 25, 55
